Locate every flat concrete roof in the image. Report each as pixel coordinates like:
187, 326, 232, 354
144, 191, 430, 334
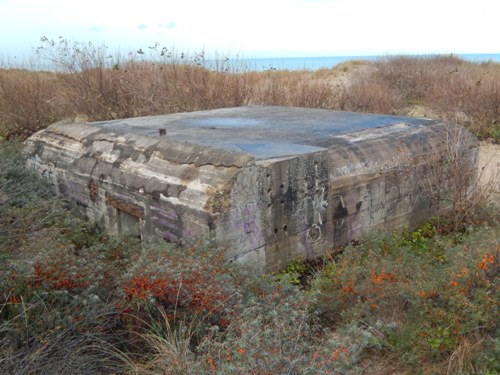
91, 106, 435, 160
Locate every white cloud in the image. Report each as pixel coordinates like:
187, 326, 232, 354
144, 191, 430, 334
0, 0, 498, 59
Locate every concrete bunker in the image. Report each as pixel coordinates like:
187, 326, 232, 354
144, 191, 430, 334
24, 106, 478, 271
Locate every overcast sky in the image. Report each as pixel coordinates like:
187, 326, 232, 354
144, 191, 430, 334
1, 0, 498, 61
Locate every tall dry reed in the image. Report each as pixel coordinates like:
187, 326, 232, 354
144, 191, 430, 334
1, 38, 499, 142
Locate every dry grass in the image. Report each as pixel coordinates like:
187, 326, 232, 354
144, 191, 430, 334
1, 40, 499, 142
373, 56, 500, 140
411, 123, 498, 230
0, 69, 62, 138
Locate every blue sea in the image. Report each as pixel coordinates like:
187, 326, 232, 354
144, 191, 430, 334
7, 51, 499, 72
225, 53, 500, 72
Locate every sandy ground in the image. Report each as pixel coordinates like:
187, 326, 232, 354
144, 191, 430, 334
477, 141, 500, 205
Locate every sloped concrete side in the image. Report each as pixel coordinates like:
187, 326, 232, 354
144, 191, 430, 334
24, 122, 251, 242
219, 122, 478, 271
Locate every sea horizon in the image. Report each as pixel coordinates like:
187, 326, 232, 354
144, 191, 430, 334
229, 53, 500, 71
3, 51, 499, 72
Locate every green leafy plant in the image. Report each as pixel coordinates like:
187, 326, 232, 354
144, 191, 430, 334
311, 221, 499, 372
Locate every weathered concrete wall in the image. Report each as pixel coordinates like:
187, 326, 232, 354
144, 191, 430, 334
24, 106, 478, 271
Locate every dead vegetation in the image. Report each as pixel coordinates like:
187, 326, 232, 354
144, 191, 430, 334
1, 39, 499, 143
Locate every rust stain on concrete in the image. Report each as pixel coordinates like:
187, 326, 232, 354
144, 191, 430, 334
106, 195, 145, 219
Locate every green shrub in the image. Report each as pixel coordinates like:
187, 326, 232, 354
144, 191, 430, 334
311, 221, 499, 372
0, 142, 128, 373
118, 240, 239, 338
